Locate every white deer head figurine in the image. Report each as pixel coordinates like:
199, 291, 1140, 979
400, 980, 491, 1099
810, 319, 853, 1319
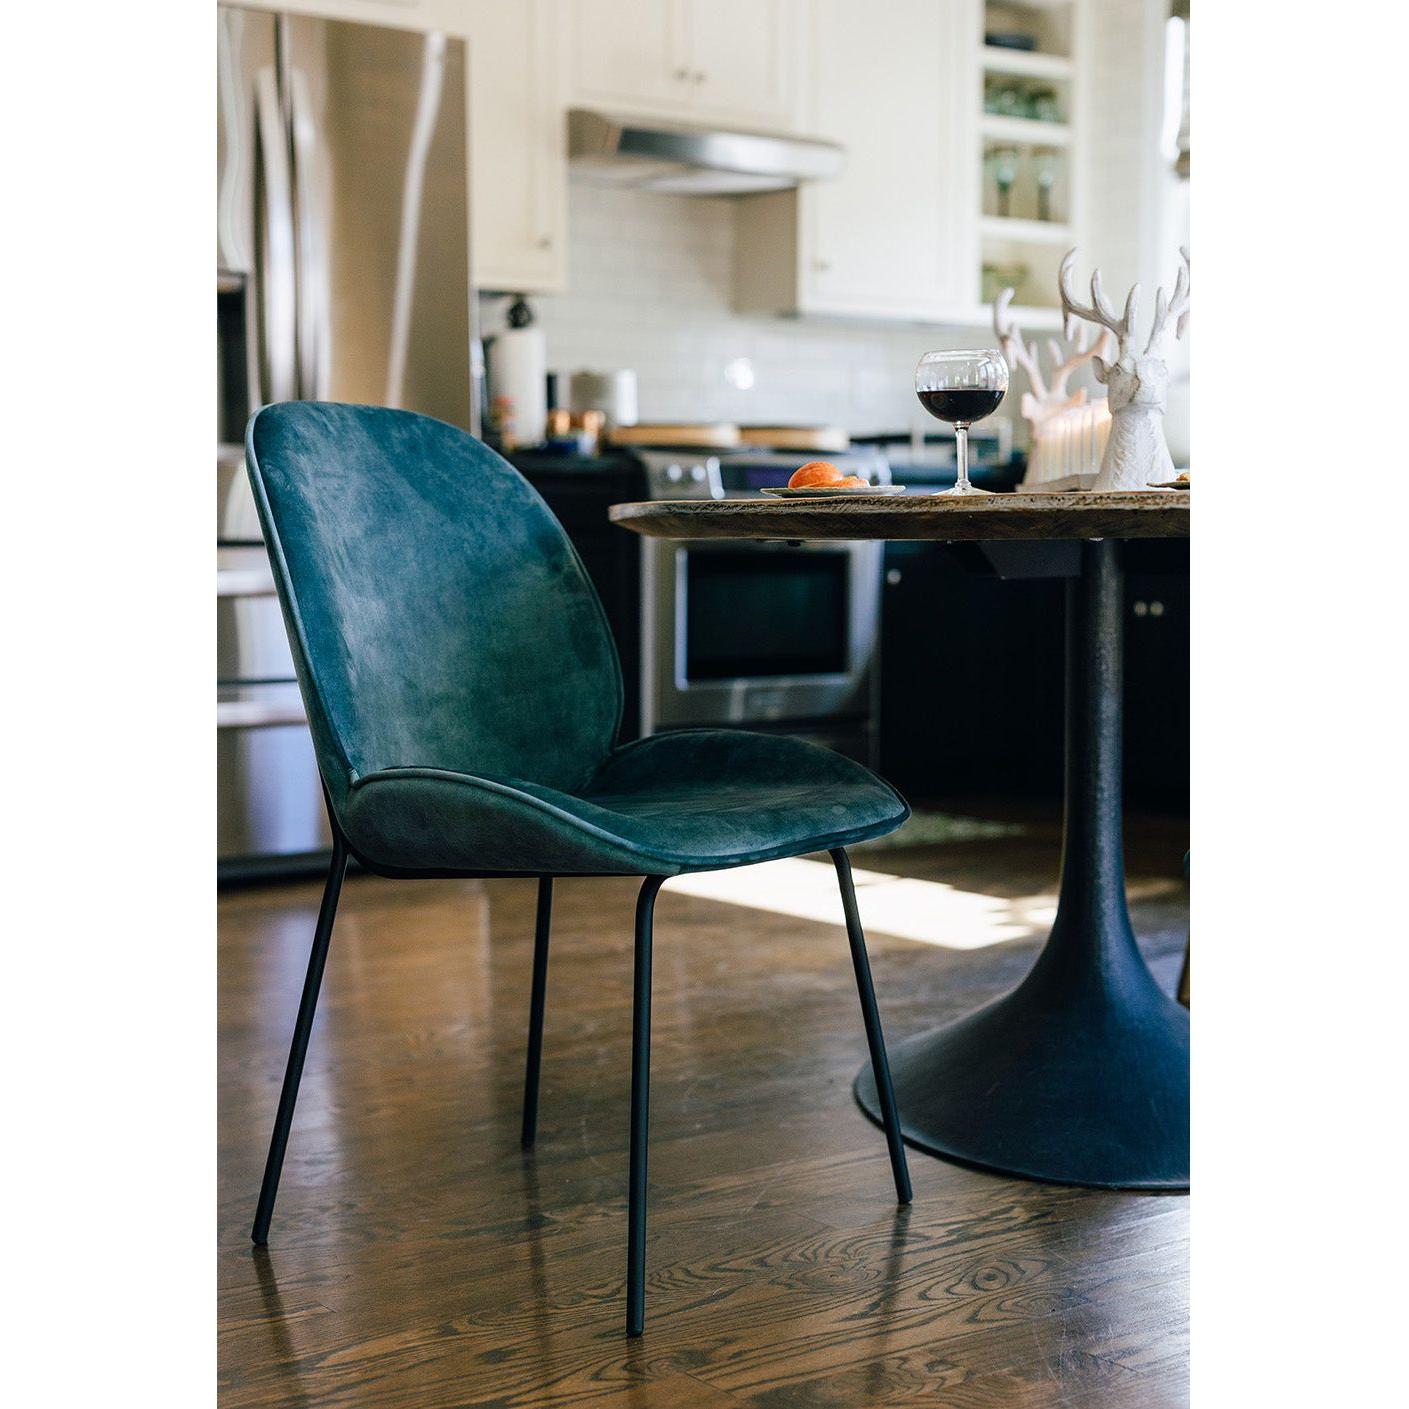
1058, 246, 1190, 490
993, 287, 1110, 427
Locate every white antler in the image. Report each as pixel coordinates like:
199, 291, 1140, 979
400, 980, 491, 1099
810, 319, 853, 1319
993, 287, 1047, 400
1059, 247, 1139, 353
1043, 325, 1112, 399
1144, 246, 1191, 354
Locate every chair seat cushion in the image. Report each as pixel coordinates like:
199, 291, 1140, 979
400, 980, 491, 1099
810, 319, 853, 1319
341, 729, 909, 876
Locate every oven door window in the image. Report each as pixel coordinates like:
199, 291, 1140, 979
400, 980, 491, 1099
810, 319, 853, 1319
682, 548, 850, 681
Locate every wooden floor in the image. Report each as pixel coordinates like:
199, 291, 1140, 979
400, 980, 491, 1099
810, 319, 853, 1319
218, 804, 1189, 1408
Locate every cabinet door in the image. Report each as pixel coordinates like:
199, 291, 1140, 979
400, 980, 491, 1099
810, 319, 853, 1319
682, 0, 797, 130
878, 545, 1065, 801
1124, 571, 1190, 808
802, 0, 966, 318
464, 0, 566, 293
569, 0, 692, 114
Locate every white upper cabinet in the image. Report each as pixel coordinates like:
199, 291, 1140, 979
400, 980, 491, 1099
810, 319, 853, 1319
463, 0, 567, 293
681, 0, 796, 130
570, 0, 799, 131
735, 0, 973, 321
570, 0, 688, 113
808, 0, 969, 317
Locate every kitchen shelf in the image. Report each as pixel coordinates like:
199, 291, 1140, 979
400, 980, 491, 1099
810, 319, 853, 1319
980, 45, 1073, 80
972, 1, 1082, 328
981, 215, 1073, 245
981, 113, 1070, 146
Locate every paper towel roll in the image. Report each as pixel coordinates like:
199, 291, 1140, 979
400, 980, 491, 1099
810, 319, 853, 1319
487, 297, 546, 448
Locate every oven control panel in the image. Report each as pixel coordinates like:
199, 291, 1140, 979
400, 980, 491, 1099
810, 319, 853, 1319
636, 451, 726, 501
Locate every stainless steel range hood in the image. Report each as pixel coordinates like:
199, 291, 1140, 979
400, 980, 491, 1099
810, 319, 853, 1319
567, 108, 844, 195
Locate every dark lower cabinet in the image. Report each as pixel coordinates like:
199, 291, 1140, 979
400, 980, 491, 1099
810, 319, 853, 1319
1123, 566, 1189, 809
879, 541, 1188, 809
878, 543, 1065, 800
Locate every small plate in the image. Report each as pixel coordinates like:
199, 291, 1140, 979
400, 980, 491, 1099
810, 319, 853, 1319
1148, 478, 1190, 490
761, 484, 908, 498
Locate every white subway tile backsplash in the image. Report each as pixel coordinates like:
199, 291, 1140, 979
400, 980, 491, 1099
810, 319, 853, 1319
483, 185, 963, 434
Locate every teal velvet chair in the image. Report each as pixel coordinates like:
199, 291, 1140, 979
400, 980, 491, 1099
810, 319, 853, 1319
245, 401, 912, 1336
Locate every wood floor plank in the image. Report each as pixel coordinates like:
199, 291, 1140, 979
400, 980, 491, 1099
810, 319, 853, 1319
220, 812, 1189, 1406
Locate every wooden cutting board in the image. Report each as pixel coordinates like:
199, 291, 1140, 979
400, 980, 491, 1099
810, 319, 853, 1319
608, 422, 741, 449
737, 425, 851, 452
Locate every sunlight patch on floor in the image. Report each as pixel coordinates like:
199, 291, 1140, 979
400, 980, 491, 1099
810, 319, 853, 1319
668, 857, 1179, 951
669, 857, 1040, 949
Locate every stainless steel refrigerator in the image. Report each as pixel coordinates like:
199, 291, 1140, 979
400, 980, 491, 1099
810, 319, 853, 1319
217, 5, 477, 877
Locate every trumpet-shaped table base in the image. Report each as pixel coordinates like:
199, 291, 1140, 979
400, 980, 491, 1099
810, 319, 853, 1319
857, 537, 1189, 1189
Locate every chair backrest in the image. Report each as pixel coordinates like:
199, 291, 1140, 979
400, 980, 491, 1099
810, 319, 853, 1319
246, 402, 623, 801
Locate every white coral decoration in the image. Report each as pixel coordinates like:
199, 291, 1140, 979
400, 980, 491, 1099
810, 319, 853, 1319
1057, 246, 1191, 490
993, 287, 1110, 427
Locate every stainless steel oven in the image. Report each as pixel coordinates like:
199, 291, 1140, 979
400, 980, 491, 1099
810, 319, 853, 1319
636, 447, 886, 762
643, 534, 881, 726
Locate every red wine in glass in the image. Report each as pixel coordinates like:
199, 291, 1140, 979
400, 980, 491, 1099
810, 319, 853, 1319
915, 349, 1010, 497
917, 388, 1006, 424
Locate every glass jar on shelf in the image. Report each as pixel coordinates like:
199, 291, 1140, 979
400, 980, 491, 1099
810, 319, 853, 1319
985, 78, 1025, 116
1033, 147, 1062, 222
1029, 88, 1063, 124
986, 145, 1021, 218
981, 261, 1029, 304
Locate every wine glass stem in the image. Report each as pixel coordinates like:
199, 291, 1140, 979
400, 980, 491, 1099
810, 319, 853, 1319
955, 424, 971, 493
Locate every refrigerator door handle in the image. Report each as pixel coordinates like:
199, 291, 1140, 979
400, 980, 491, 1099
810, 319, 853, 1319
216, 7, 252, 274
385, 31, 449, 410
288, 65, 331, 401
254, 65, 297, 405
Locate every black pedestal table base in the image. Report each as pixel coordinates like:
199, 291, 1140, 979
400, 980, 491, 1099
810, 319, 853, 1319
855, 539, 1189, 1190
854, 969, 1189, 1189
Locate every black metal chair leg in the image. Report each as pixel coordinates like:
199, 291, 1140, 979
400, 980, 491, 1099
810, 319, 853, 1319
627, 876, 666, 1337
830, 848, 913, 1205
252, 835, 348, 1244
521, 877, 555, 1148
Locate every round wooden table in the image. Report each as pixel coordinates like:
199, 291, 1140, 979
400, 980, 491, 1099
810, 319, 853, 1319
610, 492, 1190, 1190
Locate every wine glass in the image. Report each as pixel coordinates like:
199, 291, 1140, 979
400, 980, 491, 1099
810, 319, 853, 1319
915, 349, 1010, 497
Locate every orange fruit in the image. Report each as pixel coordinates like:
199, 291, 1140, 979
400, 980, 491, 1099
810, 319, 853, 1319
788, 460, 844, 488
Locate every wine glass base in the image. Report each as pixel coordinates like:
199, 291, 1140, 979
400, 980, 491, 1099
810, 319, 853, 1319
933, 484, 994, 497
